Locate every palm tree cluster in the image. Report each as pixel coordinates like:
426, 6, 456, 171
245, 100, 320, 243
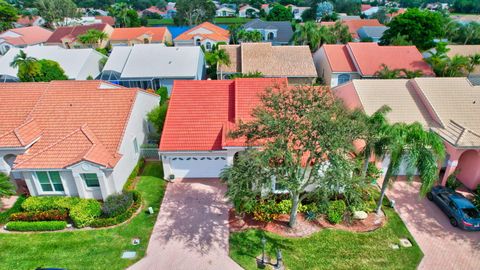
292, 21, 352, 52
77, 29, 109, 48
374, 64, 424, 79
10, 50, 40, 82
426, 42, 480, 77
444, 20, 480, 45
236, 29, 263, 43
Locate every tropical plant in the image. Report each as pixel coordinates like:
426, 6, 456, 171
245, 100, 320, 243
293, 21, 322, 51
237, 29, 263, 43
389, 33, 414, 46
0, 173, 15, 198
10, 50, 41, 82
212, 48, 230, 80
426, 42, 480, 77
34, 59, 68, 82
78, 29, 108, 48
374, 64, 423, 79
229, 71, 263, 78
316, 1, 333, 20
35, 0, 79, 27
266, 3, 292, 21
174, 0, 216, 26
148, 103, 169, 135
376, 122, 445, 214
0, 0, 18, 32
109, 2, 129, 27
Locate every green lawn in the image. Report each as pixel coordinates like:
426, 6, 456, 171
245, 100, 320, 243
213, 17, 252, 24
0, 162, 166, 270
147, 18, 174, 26
230, 208, 423, 270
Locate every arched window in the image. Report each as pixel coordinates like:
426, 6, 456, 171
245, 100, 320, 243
206, 42, 212, 50
338, 74, 351, 85
196, 39, 201, 46
144, 38, 150, 44
267, 32, 275, 40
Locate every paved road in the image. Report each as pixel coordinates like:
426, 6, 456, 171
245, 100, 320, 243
386, 180, 480, 270
129, 179, 242, 270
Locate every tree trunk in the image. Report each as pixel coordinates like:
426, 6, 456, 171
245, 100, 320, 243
376, 166, 392, 215
361, 151, 370, 179
289, 193, 300, 228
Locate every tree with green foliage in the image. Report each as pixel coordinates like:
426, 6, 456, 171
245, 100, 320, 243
126, 9, 141, 27
380, 8, 444, 50
237, 29, 263, 42
229, 71, 263, 78
10, 50, 41, 82
174, 0, 216, 26
156, 86, 168, 105
222, 84, 365, 227
373, 64, 423, 79
109, 3, 141, 27
78, 29, 108, 48
426, 42, 480, 77
452, 0, 480, 14
333, 0, 361, 15
213, 48, 230, 80
266, 3, 292, 21
148, 102, 169, 135
0, 0, 18, 32
375, 122, 445, 214
35, 59, 68, 82
316, 1, 333, 20
370, 6, 388, 24
388, 33, 413, 46
228, 24, 242, 44
293, 21, 352, 51
35, 0, 78, 27
0, 173, 15, 199
328, 21, 352, 44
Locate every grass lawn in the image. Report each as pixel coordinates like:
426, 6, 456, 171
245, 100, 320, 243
213, 17, 251, 24
147, 18, 174, 26
0, 162, 166, 270
230, 208, 423, 270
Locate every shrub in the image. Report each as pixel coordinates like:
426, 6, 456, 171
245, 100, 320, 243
101, 192, 134, 218
90, 190, 142, 228
473, 186, 480, 209
124, 159, 145, 191
252, 199, 279, 222
0, 195, 26, 224
446, 174, 461, 190
69, 199, 101, 228
9, 209, 68, 222
6, 221, 67, 231
274, 200, 309, 214
327, 200, 346, 224
21, 196, 81, 212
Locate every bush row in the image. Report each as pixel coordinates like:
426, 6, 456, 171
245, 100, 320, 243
9, 209, 68, 222
251, 199, 318, 222
123, 158, 145, 192
101, 192, 134, 218
0, 195, 26, 224
6, 221, 67, 231
90, 191, 142, 228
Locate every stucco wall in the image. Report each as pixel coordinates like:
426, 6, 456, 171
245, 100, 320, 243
456, 150, 480, 190
313, 47, 332, 86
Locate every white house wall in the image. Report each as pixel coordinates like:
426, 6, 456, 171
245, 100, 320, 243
110, 91, 160, 193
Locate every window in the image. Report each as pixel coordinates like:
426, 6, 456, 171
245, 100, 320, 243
81, 173, 100, 188
206, 42, 212, 50
36, 171, 64, 192
133, 137, 139, 154
196, 39, 201, 46
338, 74, 351, 85
267, 32, 275, 40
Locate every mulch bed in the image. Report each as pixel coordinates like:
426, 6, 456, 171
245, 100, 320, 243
229, 209, 386, 238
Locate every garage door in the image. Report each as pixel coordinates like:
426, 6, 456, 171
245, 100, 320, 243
169, 156, 228, 178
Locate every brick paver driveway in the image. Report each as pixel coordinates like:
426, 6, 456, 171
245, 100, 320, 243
129, 179, 242, 270
386, 180, 480, 270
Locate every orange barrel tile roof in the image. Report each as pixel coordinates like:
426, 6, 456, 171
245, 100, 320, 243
174, 22, 229, 42
111, 27, 169, 42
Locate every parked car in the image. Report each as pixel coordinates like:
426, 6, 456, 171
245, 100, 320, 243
427, 186, 480, 231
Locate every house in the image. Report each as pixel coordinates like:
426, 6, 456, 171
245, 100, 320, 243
174, 22, 229, 50
334, 77, 480, 190
217, 42, 317, 84
110, 27, 172, 46
321, 19, 383, 41
100, 44, 205, 92
140, 6, 177, 19
159, 78, 287, 179
285, 4, 310, 21
361, 6, 379, 17
13, 16, 45, 28
45, 23, 113, 49
94, 16, 116, 26
0, 26, 52, 55
357, 26, 389, 42
239, 5, 259, 18
0, 46, 105, 82
0, 80, 159, 200
216, 6, 236, 17
313, 42, 434, 87
242, 19, 293, 45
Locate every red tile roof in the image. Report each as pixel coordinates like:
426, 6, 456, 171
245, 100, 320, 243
111, 27, 168, 42
322, 43, 434, 76
174, 22, 229, 42
46, 23, 108, 43
0, 26, 52, 46
159, 78, 287, 152
0, 81, 150, 169
95, 16, 115, 26
343, 19, 383, 39
361, 4, 372, 12
16, 16, 40, 26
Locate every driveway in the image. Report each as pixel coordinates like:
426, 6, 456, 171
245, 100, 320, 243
129, 179, 242, 270
386, 179, 480, 270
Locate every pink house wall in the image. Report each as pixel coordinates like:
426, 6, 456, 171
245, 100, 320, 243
456, 149, 480, 190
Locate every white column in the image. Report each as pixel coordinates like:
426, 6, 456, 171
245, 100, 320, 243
72, 173, 87, 198
97, 172, 111, 200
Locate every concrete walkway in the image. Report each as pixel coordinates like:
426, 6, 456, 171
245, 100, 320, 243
386, 180, 480, 270
129, 179, 242, 270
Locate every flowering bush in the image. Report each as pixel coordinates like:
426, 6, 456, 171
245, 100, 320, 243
9, 209, 68, 222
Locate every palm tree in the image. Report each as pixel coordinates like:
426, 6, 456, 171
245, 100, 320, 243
376, 122, 445, 214
214, 48, 231, 80
467, 54, 480, 76
374, 64, 402, 79
10, 50, 39, 82
401, 69, 424, 79
237, 30, 262, 43
0, 173, 15, 198
292, 21, 321, 51
109, 2, 129, 27
78, 29, 108, 48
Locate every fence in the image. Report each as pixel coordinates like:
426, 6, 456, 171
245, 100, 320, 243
140, 147, 160, 160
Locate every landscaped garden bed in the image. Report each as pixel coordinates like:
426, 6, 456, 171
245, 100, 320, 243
0, 161, 166, 269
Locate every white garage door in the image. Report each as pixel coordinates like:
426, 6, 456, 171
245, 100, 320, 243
169, 156, 228, 178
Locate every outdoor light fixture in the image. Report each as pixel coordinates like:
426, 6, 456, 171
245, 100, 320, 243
275, 249, 283, 269
261, 236, 267, 266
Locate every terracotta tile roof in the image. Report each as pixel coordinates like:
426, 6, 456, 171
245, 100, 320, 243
46, 23, 108, 43
361, 4, 372, 12
0, 26, 52, 46
174, 22, 229, 42
111, 27, 169, 42
219, 43, 317, 77
16, 16, 40, 26
446, 45, 480, 75
159, 78, 288, 152
95, 16, 115, 26
0, 81, 148, 169
387, 8, 406, 18
322, 44, 357, 73
343, 19, 383, 39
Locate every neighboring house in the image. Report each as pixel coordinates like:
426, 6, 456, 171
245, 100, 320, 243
320, 19, 383, 41
45, 23, 113, 49
239, 5, 259, 18
140, 6, 177, 19
95, 16, 116, 26
216, 6, 236, 17
334, 77, 480, 190
261, 4, 270, 13
110, 27, 172, 46
174, 22, 229, 51
0, 26, 52, 55
243, 19, 293, 45
100, 44, 205, 92
218, 42, 317, 84
159, 78, 287, 179
0, 80, 159, 200
0, 46, 105, 82
286, 4, 310, 21
13, 16, 45, 28
357, 26, 389, 42
313, 42, 433, 87
58, 16, 114, 27
361, 6, 379, 17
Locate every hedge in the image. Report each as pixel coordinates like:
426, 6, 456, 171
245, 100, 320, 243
101, 192, 134, 218
123, 158, 145, 192
69, 199, 101, 228
0, 195, 26, 224
90, 191, 142, 228
9, 209, 68, 222
6, 221, 67, 231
